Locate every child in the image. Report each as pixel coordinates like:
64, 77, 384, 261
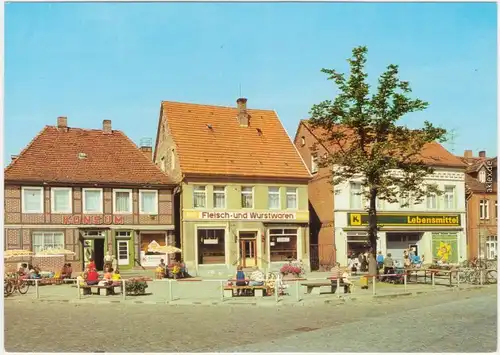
342, 269, 353, 294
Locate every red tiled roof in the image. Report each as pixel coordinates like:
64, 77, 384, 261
300, 120, 466, 168
5, 126, 174, 186
465, 174, 497, 193
159, 101, 311, 180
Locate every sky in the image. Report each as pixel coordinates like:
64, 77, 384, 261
4, 2, 498, 166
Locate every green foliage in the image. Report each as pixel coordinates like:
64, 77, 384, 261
309, 46, 447, 250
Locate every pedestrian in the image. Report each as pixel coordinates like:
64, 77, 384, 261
348, 255, 359, 275
383, 253, 394, 275
376, 251, 384, 270
360, 252, 368, 272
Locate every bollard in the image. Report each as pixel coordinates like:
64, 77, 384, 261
336, 278, 340, 299
220, 280, 224, 302
404, 274, 407, 292
372, 276, 376, 296
295, 280, 300, 302
480, 269, 483, 285
431, 272, 435, 288
168, 279, 173, 302
122, 280, 126, 300
77, 280, 81, 300
35, 279, 39, 299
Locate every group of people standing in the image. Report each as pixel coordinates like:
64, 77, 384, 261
347, 251, 378, 276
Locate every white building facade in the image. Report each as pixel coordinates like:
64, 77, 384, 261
334, 167, 467, 266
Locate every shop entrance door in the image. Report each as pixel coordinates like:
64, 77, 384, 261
239, 232, 258, 268
117, 240, 130, 266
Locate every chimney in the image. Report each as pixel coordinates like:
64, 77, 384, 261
479, 150, 486, 158
139, 137, 153, 161
57, 116, 68, 130
10, 155, 18, 162
464, 150, 473, 159
103, 120, 112, 134
236, 98, 249, 127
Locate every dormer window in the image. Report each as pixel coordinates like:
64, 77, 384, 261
479, 169, 486, 183
301, 136, 306, 146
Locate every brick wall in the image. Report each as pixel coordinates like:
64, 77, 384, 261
294, 122, 336, 265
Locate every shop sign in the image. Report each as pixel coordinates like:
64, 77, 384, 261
276, 237, 290, 242
203, 238, 218, 244
348, 213, 461, 227
63, 215, 124, 225
485, 160, 494, 193
199, 211, 296, 220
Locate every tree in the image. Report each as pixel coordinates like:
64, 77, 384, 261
308, 46, 447, 254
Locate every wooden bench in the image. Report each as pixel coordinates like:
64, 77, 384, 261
301, 282, 331, 294
81, 284, 118, 296
223, 285, 267, 298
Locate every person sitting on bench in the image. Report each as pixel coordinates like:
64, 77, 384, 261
235, 265, 247, 296
342, 270, 353, 293
249, 266, 265, 286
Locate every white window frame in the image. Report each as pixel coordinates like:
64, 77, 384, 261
82, 188, 103, 214
443, 186, 456, 210
350, 182, 362, 209
32, 231, 65, 254
113, 189, 133, 214
311, 155, 318, 174
22, 186, 44, 214
426, 192, 437, 210
50, 187, 72, 214
268, 187, 281, 210
478, 169, 486, 183
213, 186, 226, 209
300, 136, 305, 146
486, 236, 498, 260
480, 199, 489, 220
193, 185, 207, 209
241, 186, 254, 209
286, 187, 298, 210
139, 189, 158, 215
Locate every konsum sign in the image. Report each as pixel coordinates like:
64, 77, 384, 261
62, 215, 124, 225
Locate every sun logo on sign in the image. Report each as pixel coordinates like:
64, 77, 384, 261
436, 242, 452, 262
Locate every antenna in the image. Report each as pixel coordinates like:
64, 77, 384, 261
447, 128, 457, 153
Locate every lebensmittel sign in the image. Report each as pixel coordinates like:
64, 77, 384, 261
347, 213, 461, 227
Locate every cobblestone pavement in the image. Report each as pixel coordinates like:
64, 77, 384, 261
4, 287, 496, 352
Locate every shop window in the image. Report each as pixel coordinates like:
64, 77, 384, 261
113, 189, 132, 214
426, 192, 437, 209
350, 183, 362, 209
480, 200, 489, 220
32, 232, 64, 254
269, 228, 298, 262
51, 188, 72, 214
139, 190, 158, 214
443, 186, 456, 209
193, 185, 206, 208
486, 236, 498, 260
22, 186, 44, 213
197, 229, 225, 264
286, 187, 298, 209
241, 186, 254, 208
268, 187, 280, 209
82, 188, 103, 214
213, 186, 226, 209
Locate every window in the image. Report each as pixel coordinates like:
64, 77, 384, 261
82, 188, 103, 214
113, 189, 132, 214
241, 186, 254, 208
51, 188, 72, 214
426, 192, 437, 209
269, 228, 298, 262
480, 199, 489, 220
443, 186, 456, 209
213, 186, 226, 209
311, 156, 318, 173
300, 136, 305, 146
197, 229, 225, 264
399, 194, 411, 209
286, 187, 298, 209
478, 169, 486, 183
171, 149, 175, 170
193, 185, 206, 208
268, 187, 280, 209
22, 187, 44, 213
139, 190, 158, 214
350, 183, 362, 209
32, 232, 64, 254
160, 157, 166, 171
486, 236, 498, 260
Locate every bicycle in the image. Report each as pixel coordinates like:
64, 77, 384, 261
4, 275, 30, 296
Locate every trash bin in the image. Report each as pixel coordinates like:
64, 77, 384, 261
359, 276, 369, 289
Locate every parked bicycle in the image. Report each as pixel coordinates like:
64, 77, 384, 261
4, 275, 29, 297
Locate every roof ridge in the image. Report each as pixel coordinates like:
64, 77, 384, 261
5, 125, 50, 173
161, 100, 275, 112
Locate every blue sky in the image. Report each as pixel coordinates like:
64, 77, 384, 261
4, 2, 497, 165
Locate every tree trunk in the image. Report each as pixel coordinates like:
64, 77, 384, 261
368, 187, 378, 254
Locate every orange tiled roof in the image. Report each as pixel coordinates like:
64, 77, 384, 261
5, 125, 174, 186
300, 120, 466, 169
159, 101, 311, 180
